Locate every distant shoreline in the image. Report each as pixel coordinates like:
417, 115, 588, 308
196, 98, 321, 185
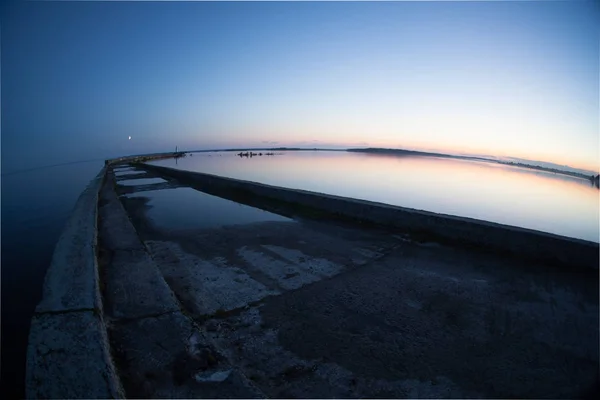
188, 146, 599, 184
346, 147, 599, 183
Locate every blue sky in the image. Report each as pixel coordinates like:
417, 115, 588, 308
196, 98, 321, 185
2, 0, 599, 172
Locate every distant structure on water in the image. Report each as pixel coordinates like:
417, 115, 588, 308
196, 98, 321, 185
237, 151, 275, 157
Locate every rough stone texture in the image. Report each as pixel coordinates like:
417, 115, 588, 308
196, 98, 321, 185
124, 213, 396, 319
97, 168, 266, 398
237, 245, 342, 291
205, 244, 599, 399
36, 168, 105, 313
261, 244, 343, 278
139, 163, 599, 270
108, 311, 264, 398
103, 249, 180, 319
147, 240, 279, 316
119, 184, 599, 398
99, 173, 180, 319
98, 193, 144, 251
27, 167, 125, 399
26, 311, 123, 399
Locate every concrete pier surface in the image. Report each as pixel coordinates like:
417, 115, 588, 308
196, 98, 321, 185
26, 153, 599, 399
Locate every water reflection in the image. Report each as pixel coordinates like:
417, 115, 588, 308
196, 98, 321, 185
118, 177, 167, 186
149, 151, 599, 242
122, 187, 292, 231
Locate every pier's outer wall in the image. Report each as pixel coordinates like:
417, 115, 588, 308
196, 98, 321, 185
106, 151, 185, 166
25, 167, 125, 399
140, 163, 599, 271
24, 152, 186, 398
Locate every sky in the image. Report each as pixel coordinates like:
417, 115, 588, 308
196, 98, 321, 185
2, 0, 599, 173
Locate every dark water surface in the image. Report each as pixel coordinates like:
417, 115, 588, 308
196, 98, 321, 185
118, 177, 167, 186
122, 187, 292, 231
1, 160, 104, 399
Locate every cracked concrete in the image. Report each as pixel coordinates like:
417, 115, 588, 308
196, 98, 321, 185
27, 311, 123, 399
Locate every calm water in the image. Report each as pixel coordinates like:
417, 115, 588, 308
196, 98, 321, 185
150, 151, 599, 243
118, 177, 167, 186
114, 169, 142, 176
122, 187, 292, 231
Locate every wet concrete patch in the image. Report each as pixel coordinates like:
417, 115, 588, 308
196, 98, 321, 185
203, 307, 471, 398
122, 187, 292, 231
254, 246, 599, 399
109, 311, 263, 398
115, 172, 152, 181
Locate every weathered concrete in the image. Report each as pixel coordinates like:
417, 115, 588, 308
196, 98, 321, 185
106, 151, 186, 166
26, 167, 124, 399
108, 310, 264, 398
98, 171, 180, 319
146, 240, 280, 316
26, 311, 123, 399
254, 250, 598, 398
35, 168, 106, 313
96, 167, 265, 398
120, 181, 599, 399
138, 163, 599, 270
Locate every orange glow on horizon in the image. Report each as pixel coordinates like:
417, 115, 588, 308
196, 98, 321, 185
193, 133, 599, 174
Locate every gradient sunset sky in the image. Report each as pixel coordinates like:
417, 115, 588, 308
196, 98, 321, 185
3, 0, 599, 172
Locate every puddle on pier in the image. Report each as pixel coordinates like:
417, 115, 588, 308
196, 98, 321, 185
122, 187, 293, 231
114, 169, 142, 177
118, 177, 167, 186
113, 165, 134, 171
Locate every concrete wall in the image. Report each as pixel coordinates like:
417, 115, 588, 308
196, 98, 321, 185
105, 151, 185, 166
25, 152, 185, 398
25, 153, 187, 398
140, 163, 599, 271
26, 168, 124, 399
